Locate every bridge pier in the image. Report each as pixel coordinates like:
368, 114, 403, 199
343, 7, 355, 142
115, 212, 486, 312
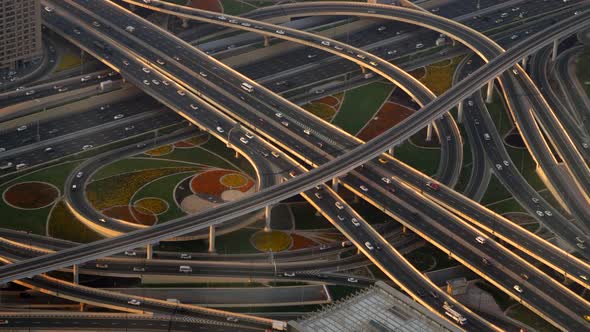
521, 55, 528, 69
360, 65, 367, 74
208, 225, 216, 252
264, 36, 270, 47
146, 243, 153, 260
485, 80, 494, 103
425, 122, 433, 142
457, 101, 464, 123
79, 303, 85, 312
552, 39, 559, 62
235, 150, 240, 159
264, 205, 273, 232
332, 177, 339, 192
73, 264, 79, 285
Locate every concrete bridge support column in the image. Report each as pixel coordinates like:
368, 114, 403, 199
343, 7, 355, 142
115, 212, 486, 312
388, 146, 394, 156
426, 122, 433, 142
264, 205, 273, 232
146, 243, 153, 260
264, 36, 270, 47
332, 177, 339, 192
235, 150, 240, 159
552, 39, 559, 62
486, 80, 494, 103
73, 264, 79, 285
521, 55, 528, 69
360, 66, 367, 74
79, 303, 85, 312
457, 101, 464, 123
208, 225, 216, 253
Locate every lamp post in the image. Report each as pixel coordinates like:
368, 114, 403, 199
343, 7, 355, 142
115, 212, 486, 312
226, 122, 241, 149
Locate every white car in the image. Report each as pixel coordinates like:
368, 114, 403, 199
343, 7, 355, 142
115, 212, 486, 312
536, 210, 544, 217
240, 137, 249, 144
142, 67, 150, 73
199, 71, 207, 77
351, 218, 360, 227
364, 242, 374, 250
226, 317, 239, 323
113, 114, 124, 120
151, 79, 160, 85
467, 100, 474, 106
180, 253, 192, 259
82, 144, 93, 151
321, 41, 330, 46
577, 243, 586, 249
143, 80, 150, 85
276, 30, 285, 35
531, 197, 540, 204
483, 133, 491, 140
337, 215, 345, 221
17, 125, 27, 132
503, 160, 509, 166
475, 236, 486, 244
216, 126, 224, 133
495, 164, 502, 171
190, 104, 199, 110
156, 59, 165, 65
335, 202, 344, 210
177, 90, 186, 96
544, 210, 552, 216
381, 177, 391, 184
359, 185, 369, 192
513, 285, 523, 293
275, 112, 283, 118
162, 80, 170, 86
245, 132, 254, 139
124, 251, 136, 256
283, 272, 295, 277
377, 26, 387, 32
347, 277, 358, 283
127, 299, 141, 306
416, 43, 424, 49
576, 237, 585, 243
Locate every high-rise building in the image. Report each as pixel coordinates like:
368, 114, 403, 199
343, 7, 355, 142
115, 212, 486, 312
0, 0, 42, 70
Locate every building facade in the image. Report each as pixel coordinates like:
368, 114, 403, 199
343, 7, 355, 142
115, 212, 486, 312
0, 0, 42, 70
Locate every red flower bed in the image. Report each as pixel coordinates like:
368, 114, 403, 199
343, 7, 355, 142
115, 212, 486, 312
4, 182, 59, 209
190, 169, 254, 197
290, 233, 317, 250
102, 205, 156, 226
189, 0, 221, 12
357, 102, 415, 141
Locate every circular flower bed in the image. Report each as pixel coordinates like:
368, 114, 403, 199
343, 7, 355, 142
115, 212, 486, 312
251, 230, 292, 252
3, 181, 59, 209
190, 169, 254, 197
220, 173, 248, 188
133, 197, 169, 215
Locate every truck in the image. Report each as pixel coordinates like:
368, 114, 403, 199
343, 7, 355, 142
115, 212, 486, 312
166, 298, 180, 304
272, 321, 288, 331
99, 80, 113, 91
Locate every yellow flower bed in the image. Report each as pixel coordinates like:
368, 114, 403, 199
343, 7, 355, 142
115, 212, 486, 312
134, 197, 168, 215
303, 102, 336, 121
86, 167, 197, 210
251, 230, 292, 252
220, 173, 248, 188
145, 145, 174, 156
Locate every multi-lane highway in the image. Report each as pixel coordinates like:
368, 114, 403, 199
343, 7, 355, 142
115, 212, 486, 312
2, 0, 590, 330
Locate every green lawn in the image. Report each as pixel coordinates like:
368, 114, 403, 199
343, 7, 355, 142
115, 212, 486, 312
575, 50, 590, 97
484, 91, 513, 136
93, 158, 200, 180
47, 200, 103, 243
221, 0, 258, 15
394, 141, 441, 176
506, 304, 560, 332
290, 203, 333, 230
332, 82, 393, 134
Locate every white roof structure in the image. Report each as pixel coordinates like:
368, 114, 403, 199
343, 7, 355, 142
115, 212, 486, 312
291, 281, 460, 332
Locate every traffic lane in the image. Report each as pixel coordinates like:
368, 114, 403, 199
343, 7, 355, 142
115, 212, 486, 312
0, 112, 182, 176
0, 98, 160, 153
346, 170, 589, 330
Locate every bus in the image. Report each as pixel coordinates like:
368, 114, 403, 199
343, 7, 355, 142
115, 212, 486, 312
241, 82, 254, 93
443, 302, 467, 325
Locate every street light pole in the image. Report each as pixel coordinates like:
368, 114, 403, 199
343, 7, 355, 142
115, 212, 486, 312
226, 122, 240, 149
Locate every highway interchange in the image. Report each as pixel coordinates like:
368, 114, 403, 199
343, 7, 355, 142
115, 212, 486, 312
0, 0, 590, 330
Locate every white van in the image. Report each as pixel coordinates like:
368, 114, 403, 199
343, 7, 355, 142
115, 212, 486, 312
241, 82, 254, 93
179, 265, 192, 273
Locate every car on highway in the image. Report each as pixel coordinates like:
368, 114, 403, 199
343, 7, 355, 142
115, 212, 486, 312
156, 59, 165, 65
315, 192, 323, 199
531, 197, 539, 204
226, 317, 239, 323
276, 29, 285, 35
17, 125, 27, 132
271, 151, 280, 158
177, 90, 186, 96
321, 41, 330, 46
337, 215, 345, 221
303, 129, 311, 135
245, 132, 254, 139
289, 170, 297, 177
143, 80, 150, 85
378, 158, 388, 164
356, 54, 366, 59
307, 54, 317, 59
483, 133, 491, 140
381, 177, 391, 184
513, 285, 523, 293
151, 79, 160, 85
190, 104, 199, 110
179, 265, 192, 273
44, 6, 54, 12
482, 258, 491, 266
359, 185, 369, 192
180, 253, 192, 259
576, 237, 585, 243
113, 114, 124, 120
475, 236, 486, 244
536, 210, 544, 217
577, 243, 586, 249
127, 299, 141, 306
377, 26, 387, 32
0, 320, 8, 324
25, 90, 35, 96
416, 43, 424, 49
239, 137, 249, 144
99, 218, 106, 223
495, 164, 502, 171
364, 242, 374, 250
81, 75, 91, 82
580, 275, 588, 281
71, 184, 77, 191
281, 121, 289, 127
520, 273, 529, 280
503, 160, 509, 166
95, 263, 108, 269
347, 277, 358, 283
125, 126, 135, 131
133, 267, 145, 272
216, 126, 224, 133
283, 272, 295, 277
544, 210, 552, 216
351, 218, 360, 227
124, 251, 136, 256
199, 71, 207, 77
123, 60, 130, 66
334, 45, 343, 51
82, 145, 93, 151
142, 67, 150, 73
335, 202, 344, 210
275, 112, 283, 118
426, 181, 440, 190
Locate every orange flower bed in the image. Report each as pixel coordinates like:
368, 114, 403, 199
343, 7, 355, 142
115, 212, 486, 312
357, 102, 415, 141
102, 205, 156, 226
174, 135, 209, 148
189, 0, 221, 12
190, 169, 254, 196
3, 182, 59, 209
314, 96, 340, 107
